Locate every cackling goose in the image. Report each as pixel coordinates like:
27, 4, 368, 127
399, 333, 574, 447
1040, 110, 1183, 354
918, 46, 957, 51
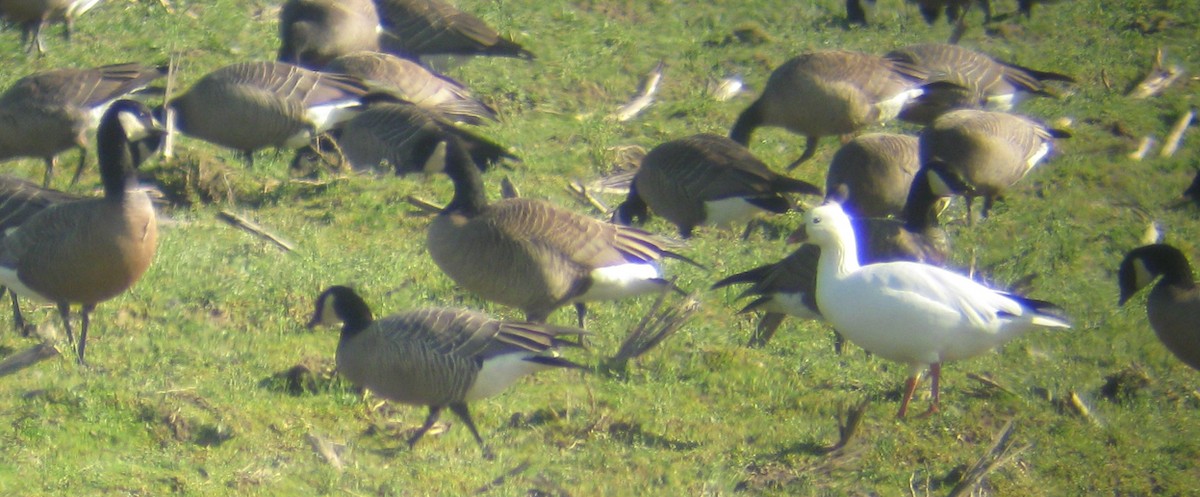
278, 0, 383, 69
1118, 244, 1200, 372
613, 133, 822, 238
307, 285, 585, 457
325, 50, 497, 124
825, 133, 920, 219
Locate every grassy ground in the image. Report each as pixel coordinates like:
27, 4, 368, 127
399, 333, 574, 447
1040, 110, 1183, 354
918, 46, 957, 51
0, 0, 1198, 495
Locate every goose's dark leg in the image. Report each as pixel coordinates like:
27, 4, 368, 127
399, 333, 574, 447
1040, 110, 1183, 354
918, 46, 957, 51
408, 406, 444, 449
449, 402, 492, 459
76, 304, 94, 365
787, 136, 821, 170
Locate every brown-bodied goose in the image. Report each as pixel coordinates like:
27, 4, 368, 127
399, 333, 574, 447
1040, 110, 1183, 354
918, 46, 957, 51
919, 108, 1066, 220
325, 51, 497, 124
277, 0, 383, 69
0, 62, 165, 186
0, 0, 102, 54
428, 136, 696, 327
1118, 244, 1200, 372
334, 97, 513, 174
374, 0, 534, 60
0, 175, 80, 334
825, 133, 920, 219
887, 43, 1074, 124
613, 133, 822, 238
0, 99, 161, 364
165, 61, 369, 164
307, 285, 585, 457
714, 162, 965, 348
729, 50, 927, 169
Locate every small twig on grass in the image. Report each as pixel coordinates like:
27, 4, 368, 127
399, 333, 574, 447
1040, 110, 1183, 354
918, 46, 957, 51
1128, 136, 1155, 161
967, 372, 1015, 397
473, 460, 530, 495
1066, 391, 1101, 426
0, 341, 59, 377
217, 210, 295, 252
611, 60, 665, 122
565, 181, 610, 215
1160, 109, 1194, 158
945, 420, 1030, 497
404, 195, 443, 214
305, 432, 345, 471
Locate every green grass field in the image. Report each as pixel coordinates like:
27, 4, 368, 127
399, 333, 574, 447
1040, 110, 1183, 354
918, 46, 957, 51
0, 0, 1198, 495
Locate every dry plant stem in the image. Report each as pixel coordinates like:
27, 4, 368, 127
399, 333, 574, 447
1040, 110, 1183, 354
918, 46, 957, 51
404, 195, 444, 214
1129, 136, 1155, 160
1160, 110, 1194, 158
305, 432, 344, 471
565, 181, 610, 214
946, 420, 1030, 497
217, 210, 295, 252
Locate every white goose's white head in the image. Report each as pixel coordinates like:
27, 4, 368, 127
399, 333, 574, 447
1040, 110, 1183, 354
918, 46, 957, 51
803, 202, 855, 249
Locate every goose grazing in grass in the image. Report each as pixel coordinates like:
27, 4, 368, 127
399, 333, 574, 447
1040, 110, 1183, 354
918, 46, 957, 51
886, 43, 1074, 124
165, 61, 369, 165
374, 0, 534, 60
919, 108, 1067, 221
0, 62, 165, 187
325, 51, 498, 124
613, 133, 822, 238
324, 96, 514, 174
729, 50, 927, 169
277, 0, 383, 69
0, 175, 81, 335
307, 285, 585, 457
715, 162, 964, 348
0, 0, 102, 54
1118, 244, 1200, 372
795, 201, 1071, 417
825, 133, 920, 219
428, 135, 697, 327
0, 99, 161, 364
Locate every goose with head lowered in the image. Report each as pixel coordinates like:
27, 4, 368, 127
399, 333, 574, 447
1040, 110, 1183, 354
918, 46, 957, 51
794, 201, 1070, 417
307, 285, 585, 458
0, 99, 161, 365
729, 50, 928, 169
428, 136, 698, 327
1118, 244, 1200, 372
613, 133, 822, 239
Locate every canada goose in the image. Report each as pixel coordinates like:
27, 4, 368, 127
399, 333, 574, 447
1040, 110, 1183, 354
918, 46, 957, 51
307, 285, 585, 457
325, 51, 497, 124
613, 133, 822, 238
795, 201, 1070, 417
428, 135, 696, 327
0, 0, 102, 54
825, 133, 920, 219
0, 99, 161, 364
330, 97, 514, 174
0, 62, 165, 187
887, 43, 1074, 124
165, 61, 369, 164
729, 50, 927, 169
715, 162, 963, 348
374, 0, 534, 60
278, 0, 383, 69
919, 108, 1066, 220
1118, 244, 1200, 372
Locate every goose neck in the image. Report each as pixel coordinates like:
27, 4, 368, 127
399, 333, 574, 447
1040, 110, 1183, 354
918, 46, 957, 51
442, 137, 488, 216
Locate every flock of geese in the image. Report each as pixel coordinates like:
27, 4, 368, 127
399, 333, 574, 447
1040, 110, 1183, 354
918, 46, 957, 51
0, 0, 1194, 459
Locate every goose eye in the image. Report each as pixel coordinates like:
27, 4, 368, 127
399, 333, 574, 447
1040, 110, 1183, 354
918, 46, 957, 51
812, 216, 821, 225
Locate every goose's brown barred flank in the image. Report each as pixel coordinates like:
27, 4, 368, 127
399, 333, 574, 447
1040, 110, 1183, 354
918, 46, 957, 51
729, 50, 927, 169
0, 175, 80, 335
0, 100, 161, 365
429, 136, 698, 328
1119, 245, 1200, 372
614, 133, 821, 239
164, 61, 369, 165
326, 51, 498, 125
0, 62, 165, 187
887, 43, 1074, 125
278, 0, 383, 69
374, 0, 534, 60
307, 286, 585, 458
918, 108, 1068, 221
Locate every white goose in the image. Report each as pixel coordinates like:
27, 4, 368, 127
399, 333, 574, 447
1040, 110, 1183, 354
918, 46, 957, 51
797, 202, 1071, 417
